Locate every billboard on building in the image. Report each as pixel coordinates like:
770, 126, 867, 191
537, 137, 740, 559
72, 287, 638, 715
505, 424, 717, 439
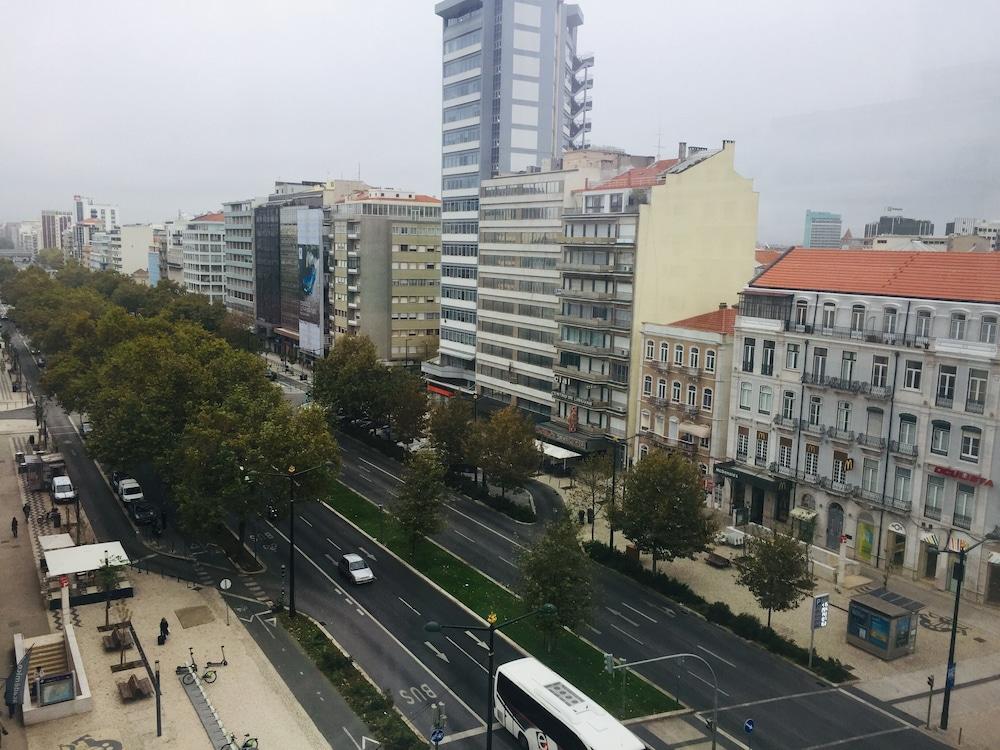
297, 208, 324, 356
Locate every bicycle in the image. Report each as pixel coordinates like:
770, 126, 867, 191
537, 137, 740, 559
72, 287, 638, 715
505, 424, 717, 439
220, 733, 258, 749
180, 666, 218, 685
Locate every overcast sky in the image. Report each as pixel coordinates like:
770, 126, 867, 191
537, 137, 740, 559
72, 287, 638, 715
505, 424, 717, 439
2, 0, 998, 244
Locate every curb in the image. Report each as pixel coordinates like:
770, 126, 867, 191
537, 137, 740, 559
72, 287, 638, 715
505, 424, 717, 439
220, 522, 267, 575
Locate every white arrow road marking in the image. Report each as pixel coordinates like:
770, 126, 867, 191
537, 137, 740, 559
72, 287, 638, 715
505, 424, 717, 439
604, 607, 640, 628
465, 630, 489, 650
697, 645, 737, 668
425, 641, 451, 663
358, 546, 376, 561
299, 515, 313, 528
343, 727, 381, 750
446, 636, 488, 673
622, 602, 657, 623
642, 599, 677, 618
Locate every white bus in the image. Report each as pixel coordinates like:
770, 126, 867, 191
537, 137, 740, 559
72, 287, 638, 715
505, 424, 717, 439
494, 658, 647, 750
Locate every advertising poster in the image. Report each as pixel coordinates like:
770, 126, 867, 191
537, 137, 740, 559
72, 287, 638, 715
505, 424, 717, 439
297, 208, 324, 356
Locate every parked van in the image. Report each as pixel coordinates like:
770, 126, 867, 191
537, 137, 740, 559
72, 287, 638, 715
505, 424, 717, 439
118, 478, 144, 505
51, 475, 77, 504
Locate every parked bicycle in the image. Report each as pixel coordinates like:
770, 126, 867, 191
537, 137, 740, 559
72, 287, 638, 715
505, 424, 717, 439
180, 666, 218, 685
220, 733, 258, 749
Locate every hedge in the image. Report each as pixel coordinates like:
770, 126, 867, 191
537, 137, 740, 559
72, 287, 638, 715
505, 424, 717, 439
449, 475, 536, 523
583, 542, 853, 683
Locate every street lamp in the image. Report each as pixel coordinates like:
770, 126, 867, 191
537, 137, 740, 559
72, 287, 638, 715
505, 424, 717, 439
935, 526, 1000, 730
425, 603, 556, 750
607, 432, 643, 547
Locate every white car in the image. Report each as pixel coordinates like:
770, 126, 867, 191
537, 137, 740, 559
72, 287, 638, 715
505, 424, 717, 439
118, 478, 144, 505
51, 475, 77, 504
337, 554, 374, 585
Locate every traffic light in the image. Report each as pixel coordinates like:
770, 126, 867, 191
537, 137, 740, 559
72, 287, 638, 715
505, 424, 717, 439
927, 675, 935, 690
604, 652, 614, 674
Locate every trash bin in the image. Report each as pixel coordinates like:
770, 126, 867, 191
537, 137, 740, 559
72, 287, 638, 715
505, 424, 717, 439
51, 511, 61, 528
577, 509, 585, 525
587, 508, 594, 524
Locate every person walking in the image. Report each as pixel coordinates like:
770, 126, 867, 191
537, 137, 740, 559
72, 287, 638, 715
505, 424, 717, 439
10, 517, 17, 538
22, 501, 29, 519
159, 617, 170, 641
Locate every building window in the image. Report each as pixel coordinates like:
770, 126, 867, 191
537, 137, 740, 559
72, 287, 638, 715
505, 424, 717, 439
762, 340, 775, 376
640, 410, 651, 431
893, 467, 912, 503
699, 437, 710, 449
809, 395, 822, 426
822, 302, 836, 330
739, 383, 752, 411
804, 443, 819, 476
794, 299, 809, 326
659, 342, 669, 362
687, 384, 697, 407
638, 444, 648, 460
755, 431, 769, 464
930, 422, 950, 455
758, 386, 773, 414
832, 452, 847, 483
954, 484, 975, 529
742, 338, 755, 372
812, 347, 827, 378
689, 346, 700, 369
779, 438, 792, 468
836, 401, 851, 432
950, 312, 967, 340
785, 343, 800, 370
872, 356, 888, 388
642, 375, 652, 396
924, 476, 944, 519
862, 458, 879, 493
674, 344, 684, 365
840, 351, 856, 382
850, 304, 866, 332
644, 339, 654, 360
967, 368, 987, 412
737, 427, 749, 461
898, 415, 917, 448
657, 378, 667, 399
705, 350, 716, 372
915, 309, 932, 338
903, 360, 922, 390
782, 390, 795, 420
960, 428, 981, 463
702, 388, 713, 411
883, 307, 898, 336
981, 315, 998, 344
937, 365, 957, 407
672, 381, 682, 403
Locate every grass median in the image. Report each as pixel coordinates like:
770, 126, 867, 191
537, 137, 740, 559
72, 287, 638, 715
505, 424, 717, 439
328, 482, 678, 719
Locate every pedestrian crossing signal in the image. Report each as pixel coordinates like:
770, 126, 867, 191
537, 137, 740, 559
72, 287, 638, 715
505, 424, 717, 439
604, 652, 614, 673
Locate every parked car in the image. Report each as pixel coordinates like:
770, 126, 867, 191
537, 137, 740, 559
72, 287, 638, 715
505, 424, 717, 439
117, 478, 144, 505
111, 471, 130, 494
265, 503, 281, 521
80, 420, 93, 438
337, 553, 374, 585
51, 475, 77, 504
130, 501, 157, 525
36, 356, 46, 368
266, 370, 278, 381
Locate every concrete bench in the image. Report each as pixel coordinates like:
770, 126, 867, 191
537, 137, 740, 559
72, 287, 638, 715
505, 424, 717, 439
117, 674, 153, 701
705, 552, 732, 569
102, 628, 133, 652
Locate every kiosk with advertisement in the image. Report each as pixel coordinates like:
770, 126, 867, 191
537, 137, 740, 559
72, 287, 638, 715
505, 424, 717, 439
846, 587, 923, 660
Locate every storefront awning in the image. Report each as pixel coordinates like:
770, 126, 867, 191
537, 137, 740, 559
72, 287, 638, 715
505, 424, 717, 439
534, 440, 581, 461
790, 507, 817, 522
679, 422, 711, 439
920, 532, 939, 547
44, 542, 129, 578
713, 460, 779, 491
988, 551, 1000, 565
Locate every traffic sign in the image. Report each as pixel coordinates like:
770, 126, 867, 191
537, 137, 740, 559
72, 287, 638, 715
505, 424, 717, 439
430, 728, 445, 744
744, 719, 754, 734
946, 664, 956, 689
220, 578, 232, 591
812, 594, 830, 629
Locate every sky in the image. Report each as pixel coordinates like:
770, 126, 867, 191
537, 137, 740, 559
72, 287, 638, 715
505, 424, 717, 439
2, 0, 999, 245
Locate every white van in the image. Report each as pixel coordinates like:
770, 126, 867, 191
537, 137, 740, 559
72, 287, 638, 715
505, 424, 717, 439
51, 475, 77, 504
118, 478, 144, 505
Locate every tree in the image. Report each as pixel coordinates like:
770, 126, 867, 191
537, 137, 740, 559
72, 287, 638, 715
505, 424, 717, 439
96, 554, 128, 627
37, 247, 64, 270
427, 398, 473, 473
394, 450, 446, 553
385, 368, 428, 446
313, 335, 388, 425
619, 450, 715, 569
570, 453, 613, 541
735, 531, 816, 628
468, 406, 540, 498
518, 514, 592, 648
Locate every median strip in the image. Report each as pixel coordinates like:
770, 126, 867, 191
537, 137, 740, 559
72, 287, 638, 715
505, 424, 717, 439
328, 482, 678, 719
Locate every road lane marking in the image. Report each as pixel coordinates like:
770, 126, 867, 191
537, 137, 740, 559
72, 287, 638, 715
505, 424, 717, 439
326, 537, 342, 550
609, 623, 644, 645
299, 515, 314, 528
424, 641, 450, 663
497, 556, 516, 567
358, 546, 376, 561
324, 553, 338, 565
604, 607, 640, 628
398, 597, 421, 616
686, 669, 730, 696
445, 636, 487, 673
264, 520, 484, 727
836, 688, 916, 725
710, 687, 839, 713
802, 726, 911, 749
358, 464, 371, 473
440, 726, 489, 744
464, 630, 488, 650
585, 624, 602, 636
622, 602, 657, 623
697, 645, 737, 669
454, 530, 477, 544
358, 456, 401, 482
443, 503, 523, 548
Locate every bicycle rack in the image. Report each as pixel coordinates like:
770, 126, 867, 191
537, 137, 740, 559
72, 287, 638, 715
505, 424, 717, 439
177, 664, 229, 748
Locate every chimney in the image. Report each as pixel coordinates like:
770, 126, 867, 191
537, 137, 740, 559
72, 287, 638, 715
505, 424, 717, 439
677, 142, 687, 160
718, 302, 727, 310
722, 139, 734, 148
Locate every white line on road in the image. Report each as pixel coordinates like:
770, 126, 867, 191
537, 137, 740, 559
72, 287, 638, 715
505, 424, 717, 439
585, 624, 602, 636
609, 623, 644, 645
708, 687, 839, 713
465, 630, 488, 650
454, 529, 477, 544
398, 597, 420, 616
358, 456, 401, 482
497, 556, 516, 567
444, 503, 524, 549
424, 640, 450, 663
358, 546, 376, 561
358, 464, 371, 473
604, 607, 640, 628
697, 645, 737, 669
621, 602, 657, 623
686, 669, 730, 696
326, 537, 342, 550
802, 726, 911, 749
299, 515, 314, 528
439, 726, 490, 744
324, 553, 338, 565
445, 635, 487, 673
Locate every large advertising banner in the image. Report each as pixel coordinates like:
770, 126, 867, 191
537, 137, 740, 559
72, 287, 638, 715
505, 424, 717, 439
297, 208, 324, 356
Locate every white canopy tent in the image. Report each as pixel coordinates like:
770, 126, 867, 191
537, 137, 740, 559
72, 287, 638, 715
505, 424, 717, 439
38, 534, 75, 552
535, 440, 581, 461
43, 542, 129, 578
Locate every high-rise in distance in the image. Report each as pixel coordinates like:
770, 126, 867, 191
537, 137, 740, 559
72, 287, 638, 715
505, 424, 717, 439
424, 0, 593, 395
803, 210, 842, 248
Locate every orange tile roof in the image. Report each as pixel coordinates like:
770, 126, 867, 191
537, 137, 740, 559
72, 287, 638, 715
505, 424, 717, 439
192, 212, 224, 222
752, 248, 1000, 303
668, 306, 739, 335
584, 159, 679, 192
754, 248, 784, 266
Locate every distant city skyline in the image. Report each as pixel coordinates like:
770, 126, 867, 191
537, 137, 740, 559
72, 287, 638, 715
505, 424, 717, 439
1, 0, 998, 244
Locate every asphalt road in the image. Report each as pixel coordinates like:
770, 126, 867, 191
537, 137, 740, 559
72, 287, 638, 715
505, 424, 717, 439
332, 431, 952, 750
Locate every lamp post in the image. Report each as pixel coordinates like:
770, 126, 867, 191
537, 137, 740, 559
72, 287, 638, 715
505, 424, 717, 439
607, 432, 643, 547
154, 659, 162, 737
936, 526, 1000, 730
425, 603, 555, 750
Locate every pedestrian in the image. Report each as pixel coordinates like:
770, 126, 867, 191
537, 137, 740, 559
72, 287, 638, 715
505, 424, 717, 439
10, 517, 17, 538
22, 501, 29, 519
159, 617, 169, 640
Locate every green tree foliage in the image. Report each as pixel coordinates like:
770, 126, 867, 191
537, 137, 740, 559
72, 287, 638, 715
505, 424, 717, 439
619, 450, 715, 569
394, 449, 447, 553
518, 513, 592, 647
469, 406, 540, 497
313, 335, 387, 424
385, 368, 428, 446
0, 258, 17, 286
426, 398, 473, 472
570, 452, 613, 541
37, 247, 64, 270
735, 531, 816, 628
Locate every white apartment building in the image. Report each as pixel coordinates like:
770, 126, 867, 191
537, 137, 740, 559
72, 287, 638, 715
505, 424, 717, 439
948, 217, 1000, 250
118, 224, 154, 277
182, 212, 225, 303
88, 229, 117, 271
163, 214, 189, 285
726, 248, 1000, 604
74, 195, 119, 231
223, 198, 259, 317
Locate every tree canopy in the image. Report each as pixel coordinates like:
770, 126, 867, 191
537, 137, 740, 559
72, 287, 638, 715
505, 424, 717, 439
393, 449, 447, 553
427, 397, 474, 472
468, 405, 540, 497
735, 531, 815, 628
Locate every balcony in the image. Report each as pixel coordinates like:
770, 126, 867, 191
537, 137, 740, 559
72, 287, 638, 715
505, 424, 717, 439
800, 419, 827, 437
558, 340, 629, 359
769, 462, 796, 479
819, 477, 857, 497
801, 372, 891, 400
556, 313, 631, 331
754, 455, 768, 468
685, 405, 700, 418
924, 505, 942, 521
648, 395, 669, 407
684, 366, 700, 378
556, 262, 632, 274
773, 414, 797, 430
554, 364, 609, 383
827, 427, 855, 443
736, 451, 748, 463
859, 489, 912, 513
888, 440, 918, 457
651, 360, 670, 373
966, 399, 986, 415
554, 391, 609, 409
555, 288, 632, 302
856, 433, 887, 450
935, 392, 954, 409
784, 320, 932, 348
953, 513, 972, 530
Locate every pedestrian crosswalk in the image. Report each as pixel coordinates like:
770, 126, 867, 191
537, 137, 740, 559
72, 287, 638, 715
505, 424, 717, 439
240, 573, 272, 607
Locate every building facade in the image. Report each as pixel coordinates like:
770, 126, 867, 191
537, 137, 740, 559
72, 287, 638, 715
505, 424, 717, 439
727, 248, 1000, 604
864, 214, 934, 239
223, 198, 259, 317
636, 306, 737, 506
329, 189, 441, 365
427, 0, 593, 394
946, 217, 1000, 251
162, 215, 189, 285
74, 195, 119, 231
182, 213, 226, 303
803, 210, 842, 248
40, 210, 73, 251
